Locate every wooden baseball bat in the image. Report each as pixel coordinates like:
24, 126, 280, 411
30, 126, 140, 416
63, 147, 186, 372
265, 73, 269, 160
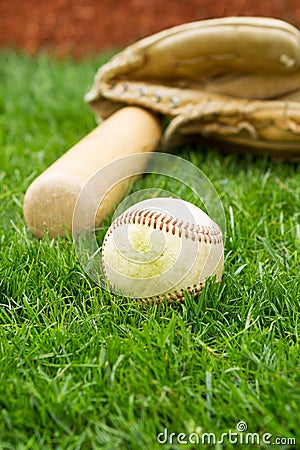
23, 107, 162, 238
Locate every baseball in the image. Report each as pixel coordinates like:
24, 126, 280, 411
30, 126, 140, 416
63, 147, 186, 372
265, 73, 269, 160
101, 198, 224, 301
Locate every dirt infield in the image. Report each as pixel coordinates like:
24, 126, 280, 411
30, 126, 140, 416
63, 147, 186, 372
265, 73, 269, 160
1, 0, 300, 58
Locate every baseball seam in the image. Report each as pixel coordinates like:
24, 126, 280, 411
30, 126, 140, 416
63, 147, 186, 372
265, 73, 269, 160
139, 283, 205, 304
101, 207, 223, 302
105, 208, 223, 244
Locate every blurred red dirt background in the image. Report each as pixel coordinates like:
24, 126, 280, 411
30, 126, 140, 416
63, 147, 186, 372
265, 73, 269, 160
1, 0, 300, 58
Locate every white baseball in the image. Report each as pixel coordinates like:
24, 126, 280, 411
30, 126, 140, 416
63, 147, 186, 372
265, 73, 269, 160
101, 198, 224, 301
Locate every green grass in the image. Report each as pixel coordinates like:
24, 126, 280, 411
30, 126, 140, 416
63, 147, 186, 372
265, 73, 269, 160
0, 51, 299, 450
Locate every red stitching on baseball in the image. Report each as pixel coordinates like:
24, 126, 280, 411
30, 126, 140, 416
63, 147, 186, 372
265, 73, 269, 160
107, 207, 222, 243
141, 283, 206, 304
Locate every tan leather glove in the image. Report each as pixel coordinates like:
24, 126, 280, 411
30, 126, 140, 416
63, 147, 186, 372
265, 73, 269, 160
85, 16, 300, 160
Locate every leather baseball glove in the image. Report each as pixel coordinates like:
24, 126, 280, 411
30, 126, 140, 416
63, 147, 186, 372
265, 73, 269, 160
85, 16, 300, 160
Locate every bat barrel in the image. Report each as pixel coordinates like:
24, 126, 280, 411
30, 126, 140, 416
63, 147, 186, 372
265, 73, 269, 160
23, 107, 162, 238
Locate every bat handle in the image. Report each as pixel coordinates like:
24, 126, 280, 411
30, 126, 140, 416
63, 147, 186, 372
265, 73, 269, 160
23, 107, 162, 238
